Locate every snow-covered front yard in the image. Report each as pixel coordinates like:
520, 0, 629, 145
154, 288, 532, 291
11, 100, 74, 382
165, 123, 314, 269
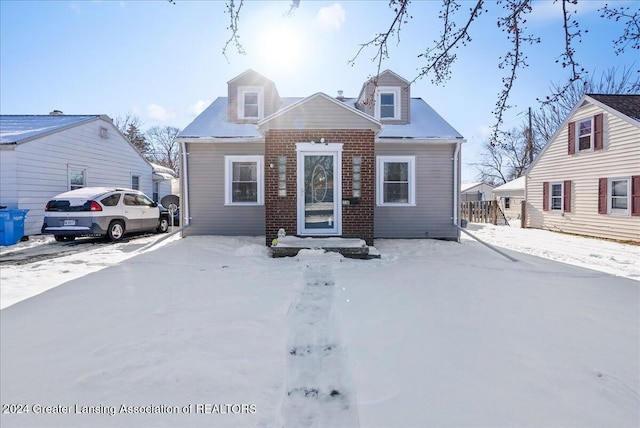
1, 227, 638, 427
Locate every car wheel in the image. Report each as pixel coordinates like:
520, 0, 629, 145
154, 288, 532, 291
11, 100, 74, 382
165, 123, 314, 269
107, 221, 125, 241
157, 217, 169, 233
54, 235, 75, 242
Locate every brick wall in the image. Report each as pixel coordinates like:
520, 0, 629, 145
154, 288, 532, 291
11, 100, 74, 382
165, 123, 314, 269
264, 129, 375, 246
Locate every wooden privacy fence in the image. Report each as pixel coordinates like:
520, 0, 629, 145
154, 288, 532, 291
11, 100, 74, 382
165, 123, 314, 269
461, 200, 509, 225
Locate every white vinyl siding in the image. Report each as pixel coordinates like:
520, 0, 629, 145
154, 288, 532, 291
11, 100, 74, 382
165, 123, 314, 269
527, 101, 640, 242
2, 118, 152, 236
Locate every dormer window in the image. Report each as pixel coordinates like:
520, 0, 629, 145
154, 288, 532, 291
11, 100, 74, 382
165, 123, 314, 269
238, 86, 264, 120
375, 87, 401, 120
577, 118, 593, 151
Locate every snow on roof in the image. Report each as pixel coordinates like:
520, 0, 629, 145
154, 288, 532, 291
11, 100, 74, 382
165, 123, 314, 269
493, 176, 525, 193
178, 96, 462, 141
0, 115, 100, 144
461, 182, 495, 192
150, 162, 177, 177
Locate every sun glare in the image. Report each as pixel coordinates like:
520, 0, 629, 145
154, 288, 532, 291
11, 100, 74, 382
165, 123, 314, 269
258, 25, 307, 73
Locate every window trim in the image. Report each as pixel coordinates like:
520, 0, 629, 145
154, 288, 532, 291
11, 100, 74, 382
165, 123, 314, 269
375, 86, 401, 120
608, 177, 630, 216
237, 86, 264, 120
549, 182, 564, 212
68, 165, 87, 191
224, 155, 264, 206
576, 117, 594, 152
131, 174, 140, 190
376, 156, 416, 206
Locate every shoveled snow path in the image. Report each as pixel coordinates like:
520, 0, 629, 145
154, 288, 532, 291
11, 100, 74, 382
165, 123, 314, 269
282, 250, 359, 427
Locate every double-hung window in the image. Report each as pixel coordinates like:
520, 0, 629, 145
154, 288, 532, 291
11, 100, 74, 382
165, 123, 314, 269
377, 156, 415, 206
225, 156, 264, 205
238, 86, 263, 120
550, 182, 563, 211
609, 178, 630, 215
375, 87, 401, 120
577, 118, 593, 151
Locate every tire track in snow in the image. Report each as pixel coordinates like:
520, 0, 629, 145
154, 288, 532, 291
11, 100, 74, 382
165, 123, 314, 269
282, 256, 359, 427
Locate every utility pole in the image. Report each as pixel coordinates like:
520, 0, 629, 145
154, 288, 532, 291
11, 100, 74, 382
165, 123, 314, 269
527, 106, 533, 164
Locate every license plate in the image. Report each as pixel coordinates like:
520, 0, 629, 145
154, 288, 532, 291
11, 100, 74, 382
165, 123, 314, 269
64, 219, 76, 226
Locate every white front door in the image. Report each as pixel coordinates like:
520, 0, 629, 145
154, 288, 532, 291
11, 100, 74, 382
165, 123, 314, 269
297, 144, 342, 236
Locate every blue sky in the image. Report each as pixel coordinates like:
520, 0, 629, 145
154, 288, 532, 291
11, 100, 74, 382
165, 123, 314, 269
1, 0, 636, 181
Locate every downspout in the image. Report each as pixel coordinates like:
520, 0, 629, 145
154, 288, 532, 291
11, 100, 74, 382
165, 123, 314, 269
452, 141, 461, 230
180, 141, 190, 229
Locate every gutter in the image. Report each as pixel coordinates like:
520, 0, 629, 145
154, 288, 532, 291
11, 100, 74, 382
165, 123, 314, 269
180, 141, 190, 229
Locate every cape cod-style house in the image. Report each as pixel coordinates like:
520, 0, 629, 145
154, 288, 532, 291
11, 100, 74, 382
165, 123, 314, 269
525, 94, 640, 242
177, 69, 464, 245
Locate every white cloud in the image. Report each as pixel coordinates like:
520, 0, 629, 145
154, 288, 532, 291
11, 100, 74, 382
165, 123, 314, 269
529, 0, 607, 21
314, 3, 345, 32
188, 100, 210, 116
147, 104, 175, 122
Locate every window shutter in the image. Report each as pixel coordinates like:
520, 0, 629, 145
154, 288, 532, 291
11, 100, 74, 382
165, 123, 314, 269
563, 180, 571, 213
594, 113, 604, 151
598, 178, 608, 214
568, 121, 575, 155
632, 175, 640, 216
543, 182, 549, 211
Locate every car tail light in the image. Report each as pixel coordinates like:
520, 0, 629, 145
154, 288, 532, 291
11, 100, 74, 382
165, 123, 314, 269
45, 201, 51, 211
90, 201, 103, 211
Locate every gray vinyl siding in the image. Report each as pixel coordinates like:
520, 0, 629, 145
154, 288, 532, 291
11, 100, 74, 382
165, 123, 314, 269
263, 95, 377, 130
374, 143, 457, 239
184, 142, 265, 237
357, 71, 410, 124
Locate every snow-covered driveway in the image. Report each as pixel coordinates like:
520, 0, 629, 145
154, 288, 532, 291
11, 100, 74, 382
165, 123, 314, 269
1, 235, 638, 427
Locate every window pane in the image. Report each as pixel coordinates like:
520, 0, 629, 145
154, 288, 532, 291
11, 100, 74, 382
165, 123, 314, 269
612, 197, 628, 209
578, 136, 591, 151
131, 175, 140, 190
578, 120, 591, 136
612, 180, 628, 197
551, 197, 562, 210
244, 104, 259, 118
380, 93, 394, 105
551, 184, 562, 197
101, 194, 121, 207
384, 183, 409, 203
232, 182, 257, 202
233, 162, 257, 181
380, 105, 395, 118
70, 170, 84, 186
244, 93, 258, 105
384, 162, 408, 181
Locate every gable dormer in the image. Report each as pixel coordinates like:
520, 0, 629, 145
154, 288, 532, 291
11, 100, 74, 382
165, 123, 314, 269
227, 69, 281, 124
356, 69, 410, 124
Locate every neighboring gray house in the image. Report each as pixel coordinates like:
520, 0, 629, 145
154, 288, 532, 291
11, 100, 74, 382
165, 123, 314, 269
0, 114, 153, 236
460, 182, 495, 203
177, 69, 464, 245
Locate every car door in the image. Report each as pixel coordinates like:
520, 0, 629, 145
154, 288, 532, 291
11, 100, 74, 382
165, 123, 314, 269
135, 194, 159, 230
122, 193, 143, 231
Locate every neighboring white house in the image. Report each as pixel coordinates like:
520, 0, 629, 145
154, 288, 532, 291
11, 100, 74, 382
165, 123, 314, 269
493, 176, 525, 221
526, 94, 640, 242
460, 182, 495, 203
150, 162, 179, 203
0, 114, 154, 236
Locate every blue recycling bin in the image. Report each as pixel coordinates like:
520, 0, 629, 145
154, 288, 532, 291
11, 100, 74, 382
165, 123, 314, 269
0, 209, 29, 246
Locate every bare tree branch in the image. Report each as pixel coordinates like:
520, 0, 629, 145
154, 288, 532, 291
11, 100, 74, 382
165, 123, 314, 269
222, 0, 246, 62
600, 3, 640, 55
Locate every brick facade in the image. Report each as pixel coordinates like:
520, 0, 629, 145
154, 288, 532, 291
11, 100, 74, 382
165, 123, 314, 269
264, 129, 375, 246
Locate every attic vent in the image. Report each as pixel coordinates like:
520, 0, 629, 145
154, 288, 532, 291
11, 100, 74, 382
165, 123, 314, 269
336, 90, 345, 101
49, 110, 64, 115
100, 127, 108, 139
